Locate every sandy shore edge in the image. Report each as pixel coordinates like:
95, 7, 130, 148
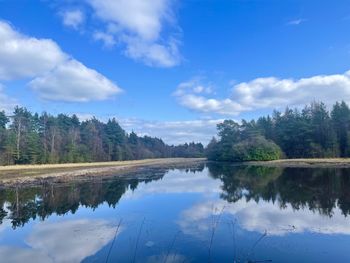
0, 158, 206, 185
247, 158, 350, 168
2, 157, 350, 186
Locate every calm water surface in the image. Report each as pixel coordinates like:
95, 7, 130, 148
0, 162, 350, 262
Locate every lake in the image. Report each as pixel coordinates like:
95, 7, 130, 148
0, 162, 349, 262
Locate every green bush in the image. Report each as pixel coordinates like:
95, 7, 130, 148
231, 136, 283, 161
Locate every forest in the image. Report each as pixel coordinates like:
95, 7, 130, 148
0, 107, 204, 165
2, 100, 350, 165
207, 101, 350, 161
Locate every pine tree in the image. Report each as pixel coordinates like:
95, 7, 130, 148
331, 101, 350, 157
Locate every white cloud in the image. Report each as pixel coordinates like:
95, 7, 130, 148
175, 71, 350, 116
29, 59, 122, 102
173, 79, 213, 97
176, 94, 248, 116
173, 79, 249, 115
73, 112, 95, 121
0, 21, 66, 80
93, 31, 117, 47
0, 84, 18, 112
0, 20, 122, 102
88, 0, 171, 41
86, 0, 181, 67
122, 35, 180, 67
119, 118, 222, 145
61, 10, 85, 30
232, 72, 350, 110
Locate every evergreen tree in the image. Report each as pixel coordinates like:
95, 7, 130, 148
331, 101, 350, 157
207, 101, 350, 161
0, 111, 9, 165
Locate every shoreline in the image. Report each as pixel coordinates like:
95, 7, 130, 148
0, 158, 206, 185
247, 158, 350, 168
2, 157, 350, 186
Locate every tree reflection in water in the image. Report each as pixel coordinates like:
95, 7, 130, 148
0, 163, 206, 228
207, 162, 350, 217
1, 162, 350, 229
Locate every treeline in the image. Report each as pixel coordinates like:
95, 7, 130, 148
207, 101, 350, 161
0, 107, 204, 165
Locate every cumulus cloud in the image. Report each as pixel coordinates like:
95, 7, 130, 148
175, 71, 350, 116
61, 10, 85, 29
173, 79, 214, 97
85, 0, 181, 67
0, 20, 122, 102
175, 94, 247, 115
122, 35, 180, 67
173, 79, 248, 115
93, 31, 117, 47
120, 118, 223, 145
0, 21, 66, 80
29, 59, 122, 102
88, 0, 170, 41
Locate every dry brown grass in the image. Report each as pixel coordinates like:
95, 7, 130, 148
0, 158, 206, 185
0, 158, 204, 171
249, 158, 350, 168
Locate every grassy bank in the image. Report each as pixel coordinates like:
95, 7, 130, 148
0, 158, 206, 184
248, 158, 350, 168
3, 157, 349, 186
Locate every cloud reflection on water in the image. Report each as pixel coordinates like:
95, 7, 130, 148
0, 219, 117, 263
178, 198, 350, 237
122, 168, 222, 200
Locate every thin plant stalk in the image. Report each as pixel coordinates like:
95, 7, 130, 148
164, 230, 181, 263
105, 219, 122, 263
132, 217, 146, 263
208, 205, 225, 262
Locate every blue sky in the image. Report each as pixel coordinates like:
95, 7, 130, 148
0, 0, 350, 144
